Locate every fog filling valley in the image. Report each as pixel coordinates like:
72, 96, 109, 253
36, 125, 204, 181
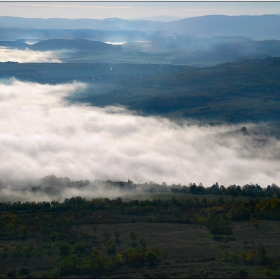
0, 79, 279, 201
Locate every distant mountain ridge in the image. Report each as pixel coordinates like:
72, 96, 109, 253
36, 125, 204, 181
1, 15, 280, 40
2, 38, 280, 66
138, 15, 183, 22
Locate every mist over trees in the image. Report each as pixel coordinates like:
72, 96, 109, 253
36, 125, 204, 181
0, 175, 279, 203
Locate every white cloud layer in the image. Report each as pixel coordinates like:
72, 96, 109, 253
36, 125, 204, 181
0, 79, 279, 201
0, 47, 61, 63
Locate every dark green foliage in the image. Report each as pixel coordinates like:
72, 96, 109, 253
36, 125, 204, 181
59, 254, 79, 276
59, 243, 71, 257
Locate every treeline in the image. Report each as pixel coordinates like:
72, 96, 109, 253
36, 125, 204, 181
171, 182, 280, 197
1, 195, 280, 240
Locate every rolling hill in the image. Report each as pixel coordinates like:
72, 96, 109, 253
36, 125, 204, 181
29, 39, 121, 53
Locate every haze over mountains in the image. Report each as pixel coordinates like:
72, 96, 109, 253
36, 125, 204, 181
2, 15, 280, 66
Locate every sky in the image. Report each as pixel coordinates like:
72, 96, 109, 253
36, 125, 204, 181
0, 1, 280, 20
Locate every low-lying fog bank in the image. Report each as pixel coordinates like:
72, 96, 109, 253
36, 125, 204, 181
0, 47, 63, 63
0, 79, 279, 201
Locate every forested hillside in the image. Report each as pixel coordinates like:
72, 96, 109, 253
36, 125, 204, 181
72, 57, 280, 124
1, 58, 280, 125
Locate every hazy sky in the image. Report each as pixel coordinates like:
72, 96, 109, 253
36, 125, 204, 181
1, 1, 280, 20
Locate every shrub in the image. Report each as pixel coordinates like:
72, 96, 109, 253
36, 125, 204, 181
115, 253, 123, 265
146, 250, 159, 265
126, 247, 145, 266
238, 269, 249, 278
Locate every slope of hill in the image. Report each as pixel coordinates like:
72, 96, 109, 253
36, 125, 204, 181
29, 39, 121, 53
70, 57, 280, 124
166, 15, 280, 40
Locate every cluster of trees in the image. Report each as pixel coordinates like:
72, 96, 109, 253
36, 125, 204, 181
58, 245, 161, 277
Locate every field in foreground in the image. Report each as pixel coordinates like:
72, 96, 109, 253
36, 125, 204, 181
0, 195, 280, 278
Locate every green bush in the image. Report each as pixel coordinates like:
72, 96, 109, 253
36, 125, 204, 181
146, 250, 159, 265
126, 247, 145, 266
59, 254, 78, 276
59, 243, 71, 257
